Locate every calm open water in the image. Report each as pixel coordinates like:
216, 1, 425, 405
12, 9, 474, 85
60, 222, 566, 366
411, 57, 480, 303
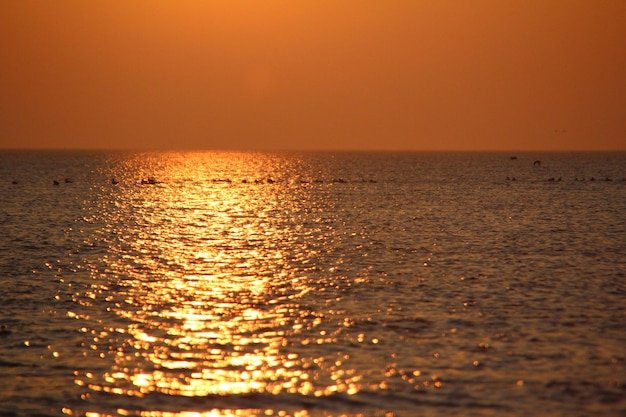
0, 151, 624, 417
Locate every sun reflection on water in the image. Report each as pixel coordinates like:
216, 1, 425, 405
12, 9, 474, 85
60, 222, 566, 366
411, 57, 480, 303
75, 153, 364, 414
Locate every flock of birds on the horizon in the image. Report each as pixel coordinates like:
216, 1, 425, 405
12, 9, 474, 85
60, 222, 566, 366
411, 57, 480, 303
9, 176, 378, 186
7, 157, 625, 186
503, 157, 624, 183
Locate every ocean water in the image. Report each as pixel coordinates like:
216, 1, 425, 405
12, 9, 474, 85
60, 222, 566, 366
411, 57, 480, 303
0, 150, 624, 417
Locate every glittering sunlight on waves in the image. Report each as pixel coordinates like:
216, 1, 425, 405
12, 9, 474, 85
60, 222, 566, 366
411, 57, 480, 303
70, 152, 371, 415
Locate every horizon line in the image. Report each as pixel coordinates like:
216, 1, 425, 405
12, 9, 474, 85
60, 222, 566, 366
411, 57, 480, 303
2, 147, 626, 153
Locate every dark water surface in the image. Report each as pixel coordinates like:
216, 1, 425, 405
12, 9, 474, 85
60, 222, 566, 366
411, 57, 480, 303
0, 151, 625, 416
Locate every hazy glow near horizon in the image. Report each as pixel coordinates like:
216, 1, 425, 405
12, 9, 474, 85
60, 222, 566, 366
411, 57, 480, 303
1, 1, 625, 151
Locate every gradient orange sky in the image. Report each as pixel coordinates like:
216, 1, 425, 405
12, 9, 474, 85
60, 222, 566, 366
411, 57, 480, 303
1, 1, 625, 151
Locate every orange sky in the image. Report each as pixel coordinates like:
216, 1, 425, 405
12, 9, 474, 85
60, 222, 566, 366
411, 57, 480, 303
1, 1, 625, 151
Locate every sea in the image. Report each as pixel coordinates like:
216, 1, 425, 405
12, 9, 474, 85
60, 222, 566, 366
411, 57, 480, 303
0, 150, 624, 417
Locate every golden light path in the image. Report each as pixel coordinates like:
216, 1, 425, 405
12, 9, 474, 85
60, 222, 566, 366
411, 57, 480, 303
73, 153, 369, 416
